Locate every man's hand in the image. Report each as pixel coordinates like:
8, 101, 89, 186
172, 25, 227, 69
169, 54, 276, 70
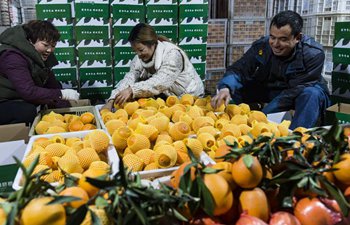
210, 88, 231, 109
114, 87, 133, 106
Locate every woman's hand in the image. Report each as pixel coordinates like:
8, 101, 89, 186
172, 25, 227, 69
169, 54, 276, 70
210, 88, 231, 109
114, 87, 133, 106
101, 99, 114, 111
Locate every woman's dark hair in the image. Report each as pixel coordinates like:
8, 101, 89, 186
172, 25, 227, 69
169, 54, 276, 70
270, 10, 303, 36
23, 20, 60, 44
128, 23, 169, 47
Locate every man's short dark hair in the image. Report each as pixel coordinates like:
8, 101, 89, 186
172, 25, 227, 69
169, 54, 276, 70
270, 10, 303, 36
23, 20, 60, 45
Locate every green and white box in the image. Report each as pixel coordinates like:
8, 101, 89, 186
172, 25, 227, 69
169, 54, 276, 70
179, 4, 208, 22
114, 40, 136, 66
60, 80, 78, 89
113, 19, 140, 42
79, 66, 112, 82
53, 67, 77, 82
36, 3, 72, 20
179, 17, 208, 39
46, 18, 73, 26
77, 40, 112, 63
332, 64, 350, 101
333, 38, 350, 64
148, 18, 178, 42
111, 0, 143, 4
56, 25, 74, 40
74, 2, 109, 20
179, 43, 207, 60
37, 0, 73, 3
335, 22, 350, 44
146, 4, 178, 24
54, 41, 76, 62
114, 66, 130, 85
111, 3, 145, 23
179, 0, 208, 4
80, 86, 113, 100
75, 23, 110, 41
192, 62, 206, 79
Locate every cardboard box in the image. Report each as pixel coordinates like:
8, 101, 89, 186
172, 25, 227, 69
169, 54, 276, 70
114, 42, 136, 62
111, 4, 145, 22
326, 103, 350, 125
56, 25, 74, 40
59, 80, 79, 89
74, 2, 109, 20
179, 22, 208, 39
114, 66, 130, 84
113, 23, 137, 42
35, 3, 72, 20
54, 47, 76, 61
0, 123, 29, 143
75, 24, 110, 41
179, 43, 207, 58
179, 4, 208, 22
192, 62, 206, 79
145, 0, 177, 4
179, 0, 208, 4
0, 140, 26, 193
146, 5, 178, 24
151, 24, 178, 42
77, 42, 112, 64
79, 67, 113, 82
111, 0, 143, 4
333, 38, 350, 64
80, 86, 113, 99
53, 67, 77, 81
334, 22, 350, 44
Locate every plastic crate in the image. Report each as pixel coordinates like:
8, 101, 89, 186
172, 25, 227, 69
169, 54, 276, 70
228, 19, 266, 44
227, 44, 251, 65
204, 70, 225, 96
136, 151, 215, 180
229, 0, 267, 18
12, 129, 120, 190
303, 14, 350, 47
208, 19, 227, 45
206, 46, 226, 70
29, 106, 102, 136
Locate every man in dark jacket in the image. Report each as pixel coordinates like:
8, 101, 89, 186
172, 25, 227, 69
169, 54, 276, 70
211, 10, 330, 129
0, 20, 80, 125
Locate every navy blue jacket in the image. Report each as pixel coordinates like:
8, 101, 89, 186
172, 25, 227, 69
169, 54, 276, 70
218, 35, 329, 94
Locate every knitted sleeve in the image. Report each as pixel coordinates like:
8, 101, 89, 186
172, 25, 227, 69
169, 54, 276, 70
131, 49, 183, 98
108, 56, 142, 100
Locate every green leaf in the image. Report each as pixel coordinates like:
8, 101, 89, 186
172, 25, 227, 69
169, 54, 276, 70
242, 154, 254, 168
95, 196, 109, 208
66, 204, 88, 225
48, 196, 82, 205
128, 197, 148, 225
171, 208, 188, 222
202, 167, 221, 174
197, 177, 214, 217
281, 196, 293, 208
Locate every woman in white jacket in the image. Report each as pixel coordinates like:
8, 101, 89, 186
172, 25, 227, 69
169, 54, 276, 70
104, 23, 204, 109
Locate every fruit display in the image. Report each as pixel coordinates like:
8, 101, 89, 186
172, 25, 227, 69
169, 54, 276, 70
12, 129, 119, 190
33, 107, 100, 135
98, 94, 290, 176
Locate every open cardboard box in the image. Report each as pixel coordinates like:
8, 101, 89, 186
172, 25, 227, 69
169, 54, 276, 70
326, 103, 350, 125
0, 140, 26, 193
0, 123, 29, 143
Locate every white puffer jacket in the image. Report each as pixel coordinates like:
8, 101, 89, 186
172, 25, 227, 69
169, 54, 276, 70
109, 41, 204, 100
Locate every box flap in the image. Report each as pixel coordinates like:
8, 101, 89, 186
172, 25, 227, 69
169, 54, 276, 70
0, 140, 26, 166
0, 123, 29, 143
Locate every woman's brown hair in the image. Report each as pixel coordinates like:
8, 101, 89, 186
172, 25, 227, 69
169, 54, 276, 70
128, 23, 169, 47
23, 20, 60, 45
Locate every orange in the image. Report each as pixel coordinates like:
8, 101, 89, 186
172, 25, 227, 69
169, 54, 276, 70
170, 162, 196, 189
81, 124, 97, 130
80, 112, 95, 124
333, 153, 350, 186
231, 154, 263, 189
214, 144, 232, 163
211, 162, 236, 190
59, 186, 89, 208
68, 120, 84, 132
20, 197, 66, 225
78, 169, 107, 197
203, 173, 234, 216
239, 187, 270, 222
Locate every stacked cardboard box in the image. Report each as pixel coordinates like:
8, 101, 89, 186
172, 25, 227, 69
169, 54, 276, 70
74, 0, 112, 100
146, 0, 178, 43
111, 0, 144, 85
178, 0, 208, 79
331, 22, 350, 104
36, 0, 77, 89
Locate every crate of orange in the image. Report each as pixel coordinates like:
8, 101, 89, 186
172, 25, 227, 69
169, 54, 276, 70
12, 129, 119, 190
29, 106, 102, 136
